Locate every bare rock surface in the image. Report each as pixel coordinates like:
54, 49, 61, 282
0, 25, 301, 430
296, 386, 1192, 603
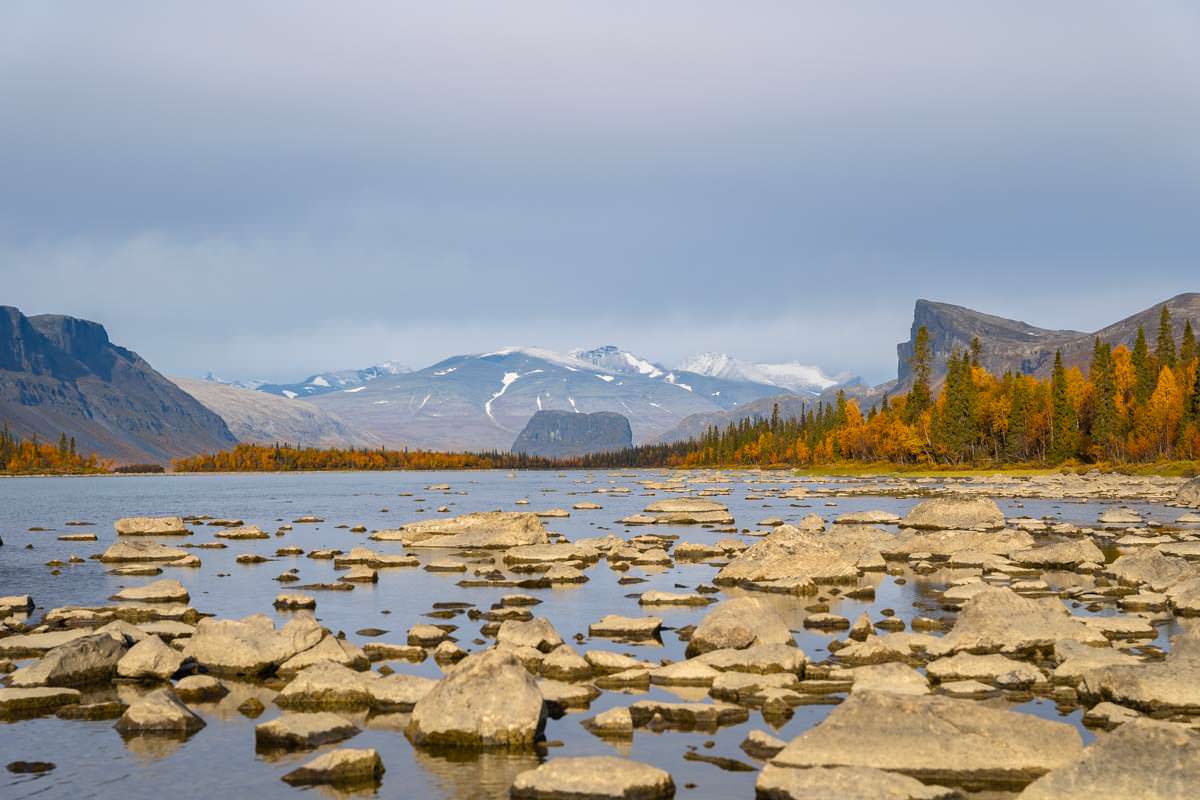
255, 711, 360, 750
900, 498, 1005, 530
115, 516, 189, 536
757, 764, 959, 800
510, 756, 675, 799
686, 597, 793, 656
114, 687, 205, 734
281, 747, 384, 787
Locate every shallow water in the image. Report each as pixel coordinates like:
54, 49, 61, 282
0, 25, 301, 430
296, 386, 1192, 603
0, 471, 1186, 799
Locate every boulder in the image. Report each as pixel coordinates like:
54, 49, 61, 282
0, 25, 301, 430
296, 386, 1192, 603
1018, 718, 1199, 799
277, 635, 368, 676
114, 516, 189, 536
365, 673, 437, 711
181, 613, 323, 677
496, 618, 564, 652
255, 712, 360, 750
0, 595, 34, 615
275, 662, 374, 709
281, 748, 384, 787
884, 528, 1035, 559
1175, 477, 1200, 508
1107, 550, 1194, 591
214, 525, 268, 539
713, 526, 863, 589
686, 597, 792, 656
757, 764, 957, 800
1011, 540, 1106, 569
926, 588, 1107, 657
772, 691, 1083, 788
510, 757, 674, 800
588, 615, 663, 640
408, 648, 546, 748
173, 674, 227, 702
8, 633, 127, 687
116, 635, 185, 681
1078, 630, 1200, 713
927, 653, 1045, 687
642, 498, 733, 524
900, 498, 1005, 530
114, 687, 205, 734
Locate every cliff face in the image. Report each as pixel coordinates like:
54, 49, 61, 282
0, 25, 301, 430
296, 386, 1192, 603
511, 410, 633, 458
0, 306, 237, 464
896, 293, 1200, 385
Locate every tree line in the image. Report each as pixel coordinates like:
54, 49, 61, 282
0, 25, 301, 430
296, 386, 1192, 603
0, 424, 107, 474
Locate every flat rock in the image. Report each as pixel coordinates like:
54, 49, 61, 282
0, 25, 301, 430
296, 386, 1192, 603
8, 633, 127, 687
1018, 718, 1199, 799
182, 613, 323, 676
112, 579, 190, 604
173, 674, 227, 702
510, 756, 674, 800
686, 597, 792, 656
255, 712, 360, 750
927, 588, 1107, 657
275, 662, 374, 709
0, 687, 82, 717
588, 615, 663, 640
281, 747, 383, 787
757, 764, 957, 800
379, 511, 549, 548
772, 691, 1083, 789
900, 498, 1005, 531
100, 541, 189, 563
115, 516, 189, 536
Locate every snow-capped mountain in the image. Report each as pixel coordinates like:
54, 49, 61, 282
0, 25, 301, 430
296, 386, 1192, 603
299, 346, 793, 451
256, 361, 410, 399
677, 352, 846, 395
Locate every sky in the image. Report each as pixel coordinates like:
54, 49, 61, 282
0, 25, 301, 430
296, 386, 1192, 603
2, 1, 1198, 384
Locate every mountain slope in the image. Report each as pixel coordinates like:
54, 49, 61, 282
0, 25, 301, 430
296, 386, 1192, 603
0, 307, 237, 464
304, 346, 792, 451
257, 361, 409, 399
677, 352, 843, 394
173, 377, 381, 449
897, 293, 1200, 385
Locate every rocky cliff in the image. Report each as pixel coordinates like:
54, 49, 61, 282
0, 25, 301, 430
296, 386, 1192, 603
897, 293, 1200, 385
511, 410, 633, 458
0, 306, 237, 464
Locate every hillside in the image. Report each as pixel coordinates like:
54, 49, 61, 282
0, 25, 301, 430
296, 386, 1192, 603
511, 409, 633, 457
0, 306, 236, 464
172, 377, 381, 449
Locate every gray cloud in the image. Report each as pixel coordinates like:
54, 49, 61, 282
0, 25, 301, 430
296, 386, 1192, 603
3, 1, 1198, 382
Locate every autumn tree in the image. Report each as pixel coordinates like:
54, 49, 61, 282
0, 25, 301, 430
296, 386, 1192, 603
1049, 351, 1078, 462
905, 325, 932, 423
1133, 327, 1155, 403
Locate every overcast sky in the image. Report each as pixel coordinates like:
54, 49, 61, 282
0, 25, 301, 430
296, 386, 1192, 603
3, 2, 1198, 383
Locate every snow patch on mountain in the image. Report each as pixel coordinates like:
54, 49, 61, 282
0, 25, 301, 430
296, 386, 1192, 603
484, 371, 521, 426
678, 352, 844, 394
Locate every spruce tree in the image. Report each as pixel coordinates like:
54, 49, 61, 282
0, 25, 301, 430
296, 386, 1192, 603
1133, 327, 1155, 403
1181, 320, 1197, 366
970, 336, 982, 367
1090, 341, 1118, 459
1049, 350, 1078, 462
1155, 305, 1177, 369
906, 325, 932, 422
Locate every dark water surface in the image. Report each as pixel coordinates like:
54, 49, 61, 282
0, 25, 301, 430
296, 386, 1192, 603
0, 471, 1184, 799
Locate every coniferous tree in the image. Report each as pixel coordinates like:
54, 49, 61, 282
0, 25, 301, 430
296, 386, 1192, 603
1090, 340, 1119, 460
1133, 327, 1155, 403
1181, 320, 1197, 366
1156, 305, 1177, 369
906, 326, 932, 422
1049, 350, 1078, 462
970, 336, 982, 367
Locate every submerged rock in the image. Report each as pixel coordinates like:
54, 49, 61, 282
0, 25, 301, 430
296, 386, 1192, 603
255, 712, 360, 750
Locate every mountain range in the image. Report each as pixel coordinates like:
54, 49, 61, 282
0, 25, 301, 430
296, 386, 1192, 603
4, 295, 1195, 463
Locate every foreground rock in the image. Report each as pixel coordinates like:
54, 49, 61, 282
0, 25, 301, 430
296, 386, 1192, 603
281, 748, 383, 787
408, 648, 546, 748
713, 525, 871, 590
0, 687, 82, 717
1018, 718, 1199, 799
900, 498, 1005, 530
757, 764, 957, 800
686, 597, 793, 656
115, 516, 189, 536
772, 691, 1082, 789
1176, 477, 1200, 508
1078, 629, 1200, 713
373, 511, 548, 548
114, 687, 205, 735
510, 756, 675, 799
116, 635, 185, 681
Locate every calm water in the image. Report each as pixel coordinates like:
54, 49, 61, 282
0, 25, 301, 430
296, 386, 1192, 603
0, 471, 1183, 799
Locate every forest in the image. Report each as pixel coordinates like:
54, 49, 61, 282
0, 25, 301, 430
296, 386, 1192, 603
0, 425, 107, 475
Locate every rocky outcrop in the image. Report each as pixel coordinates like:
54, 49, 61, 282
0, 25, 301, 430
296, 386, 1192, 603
8, 634, 127, 687
714, 525, 882, 590
772, 691, 1083, 788
1174, 477, 1200, 508
114, 517, 190, 536
896, 294, 1200, 386
114, 687, 205, 735
255, 712, 360, 750
116, 636, 185, 681
927, 588, 1106, 657
280, 748, 383, 787
641, 498, 733, 525
407, 648, 546, 748
511, 410, 633, 458
181, 614, 323, 677
0, 306, 236, 464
